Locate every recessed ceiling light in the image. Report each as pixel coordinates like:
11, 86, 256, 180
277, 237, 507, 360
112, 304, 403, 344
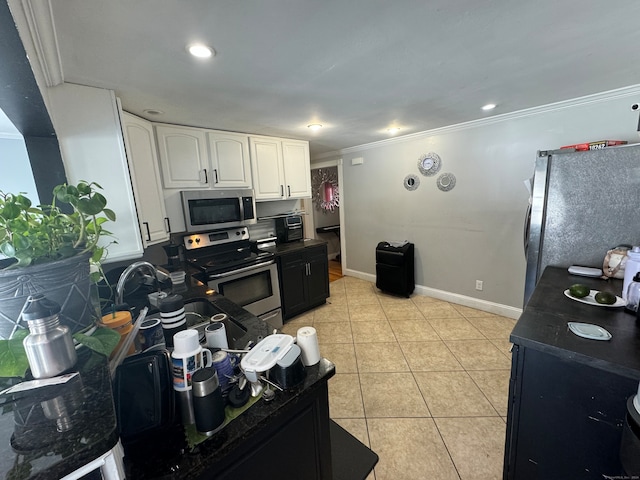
143, 109, 164, 116
482, 103, 497, 111
187, 44, 215, 58
387, 127, 401, 134
307, 124, 323, 131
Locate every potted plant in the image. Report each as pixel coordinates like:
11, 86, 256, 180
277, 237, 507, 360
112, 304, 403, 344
0, 181, 116, 341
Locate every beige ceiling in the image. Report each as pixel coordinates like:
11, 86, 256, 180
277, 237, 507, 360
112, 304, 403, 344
37, 0, 640, 156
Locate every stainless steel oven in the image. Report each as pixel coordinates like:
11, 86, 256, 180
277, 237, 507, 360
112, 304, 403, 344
182, 228, 283, 329
207, 261, 282, 328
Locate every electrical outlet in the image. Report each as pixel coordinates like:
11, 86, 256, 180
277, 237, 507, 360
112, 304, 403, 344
475, 280, 483, 291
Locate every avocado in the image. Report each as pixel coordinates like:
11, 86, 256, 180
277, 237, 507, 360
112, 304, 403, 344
569, 284, 590, 298
594, 291, 617, 305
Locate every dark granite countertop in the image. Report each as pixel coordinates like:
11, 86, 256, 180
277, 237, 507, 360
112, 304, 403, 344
118, 266, 336, 479
0, 349, 118, 480
125, 358, 335, 479
258, 238, 327, 256
511, 266, 640, 380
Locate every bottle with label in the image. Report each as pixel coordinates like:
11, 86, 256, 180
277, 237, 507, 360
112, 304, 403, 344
624, 246, 640, 301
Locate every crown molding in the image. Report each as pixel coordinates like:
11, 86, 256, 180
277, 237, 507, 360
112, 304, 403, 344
18, 0, 63, 87
313, 84, 640, 160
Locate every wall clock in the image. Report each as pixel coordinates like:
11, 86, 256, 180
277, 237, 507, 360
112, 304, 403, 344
404, 174, 420, 191
417, 152, 441, 176
436, 172, 456, 192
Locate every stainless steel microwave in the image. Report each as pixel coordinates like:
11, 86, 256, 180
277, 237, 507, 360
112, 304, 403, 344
181, 189, 257, 232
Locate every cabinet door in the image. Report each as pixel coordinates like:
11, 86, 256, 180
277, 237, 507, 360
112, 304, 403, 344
249, 136, 285, 201
306, 246, 329, 308
155, 125, 208, 188
207, 132, 252, 188
122, 113, 170, 246
282, 139, 311, 199
279, 253, 308, 319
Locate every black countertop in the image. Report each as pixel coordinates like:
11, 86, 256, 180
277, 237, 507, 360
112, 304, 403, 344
511, 266, 640, 380
119, 267, 336, 479
258, 238, 327, 256
0, 349, 118, 480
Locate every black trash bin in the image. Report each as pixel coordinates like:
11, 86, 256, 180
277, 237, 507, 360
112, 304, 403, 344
375, 242, 415, 297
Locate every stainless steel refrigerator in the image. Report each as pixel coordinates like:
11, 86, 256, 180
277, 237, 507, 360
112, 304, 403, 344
524, 143, 640, 306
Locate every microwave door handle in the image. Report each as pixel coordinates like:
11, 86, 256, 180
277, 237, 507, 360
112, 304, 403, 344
207, 260, 274, 279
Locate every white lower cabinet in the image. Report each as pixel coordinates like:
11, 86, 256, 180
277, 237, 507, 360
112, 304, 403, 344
249, 136, 311, 201
122, 112, 170, 246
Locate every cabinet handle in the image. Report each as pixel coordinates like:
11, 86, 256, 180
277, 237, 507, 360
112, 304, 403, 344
203, 169, 208, 184
280, 185, 284, 197
214, 169, 219, 184
306, 263, 310, 276
143, 222, 151, 241
164, 217, 171, 233
288, 185, 291, 196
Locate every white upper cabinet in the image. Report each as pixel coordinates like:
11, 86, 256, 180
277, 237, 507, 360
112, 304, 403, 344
155, 125, 208, 188
122, 112, 170, 246
207, 131, 252, 188
282, 139, 311, 199
249, 136, 311, 201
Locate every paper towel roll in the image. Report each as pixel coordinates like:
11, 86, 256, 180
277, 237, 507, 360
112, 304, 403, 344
296, 327, 320, 366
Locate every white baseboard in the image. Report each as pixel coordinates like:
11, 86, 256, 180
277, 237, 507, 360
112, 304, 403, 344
343, 268, 522, 319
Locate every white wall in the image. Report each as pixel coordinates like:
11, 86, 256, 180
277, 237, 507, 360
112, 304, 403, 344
316, 86, 640, 314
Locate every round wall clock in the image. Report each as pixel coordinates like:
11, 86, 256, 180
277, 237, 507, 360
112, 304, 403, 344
436, 172, 456, 192
417, 152, 442, 176
404, 174, 420, 191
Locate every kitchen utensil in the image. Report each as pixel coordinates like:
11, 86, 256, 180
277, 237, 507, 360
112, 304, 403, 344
171, 330, 213, 391
240, 334, 295, 383
22, 294, 77, 379
563, 289, 625, 308
159, 294, 187, 347
270, 343, 306, 389
205, 318, 228, 349
296, 327, 320, 366
192, 367, 225, 435
567, 322, 612, 341
137, 317, 165, 351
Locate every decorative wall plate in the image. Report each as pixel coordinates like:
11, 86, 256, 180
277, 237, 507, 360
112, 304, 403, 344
404, 174, 420, 191
436, 172, 456, 192
417, 152, 441, 176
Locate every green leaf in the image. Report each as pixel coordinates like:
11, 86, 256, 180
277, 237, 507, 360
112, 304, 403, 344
104, 208, 116, 221
73, 327, 121, 357
76, 194, 107, 216
0, 330, 29, 378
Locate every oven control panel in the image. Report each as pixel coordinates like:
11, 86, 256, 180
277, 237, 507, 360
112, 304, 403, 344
183, 227, 250, 251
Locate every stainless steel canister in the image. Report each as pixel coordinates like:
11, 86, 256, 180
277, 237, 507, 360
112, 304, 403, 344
22, 294, 77, 379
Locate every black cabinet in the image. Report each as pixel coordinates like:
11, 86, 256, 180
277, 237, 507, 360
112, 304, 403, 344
278, 244, 329, 320
504, 345, 636, 480
504, 267, 640, 480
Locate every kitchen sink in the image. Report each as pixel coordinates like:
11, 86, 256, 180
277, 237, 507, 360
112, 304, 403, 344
183, 298, 247, 348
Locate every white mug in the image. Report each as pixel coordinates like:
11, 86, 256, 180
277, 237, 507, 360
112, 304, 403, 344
172, 330, 213, 391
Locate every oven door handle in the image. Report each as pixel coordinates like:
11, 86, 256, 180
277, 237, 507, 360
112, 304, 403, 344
207, 260, 275, 279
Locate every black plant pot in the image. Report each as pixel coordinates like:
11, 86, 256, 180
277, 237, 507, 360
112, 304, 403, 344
0, 252, 96, 339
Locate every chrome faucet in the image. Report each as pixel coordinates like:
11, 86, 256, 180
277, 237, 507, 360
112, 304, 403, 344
115, 261, 159, 305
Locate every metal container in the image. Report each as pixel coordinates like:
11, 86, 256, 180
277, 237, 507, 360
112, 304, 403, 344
22, 294, 77, 379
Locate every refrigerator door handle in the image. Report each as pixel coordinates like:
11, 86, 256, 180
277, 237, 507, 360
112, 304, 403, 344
523, 201, 531, 258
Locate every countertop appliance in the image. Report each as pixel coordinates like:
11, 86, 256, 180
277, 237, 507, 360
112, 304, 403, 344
275, 214, 303, 243
524, 143, 640, 306
181, 189, 256, 232
182, 227, 283, 328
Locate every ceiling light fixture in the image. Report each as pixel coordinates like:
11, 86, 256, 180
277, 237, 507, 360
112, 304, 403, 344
387, 127, 401, 134
143, 109, 164, 116
187, 43, 214, 58
307, 124, 323, 131
482, 103, 497, 111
